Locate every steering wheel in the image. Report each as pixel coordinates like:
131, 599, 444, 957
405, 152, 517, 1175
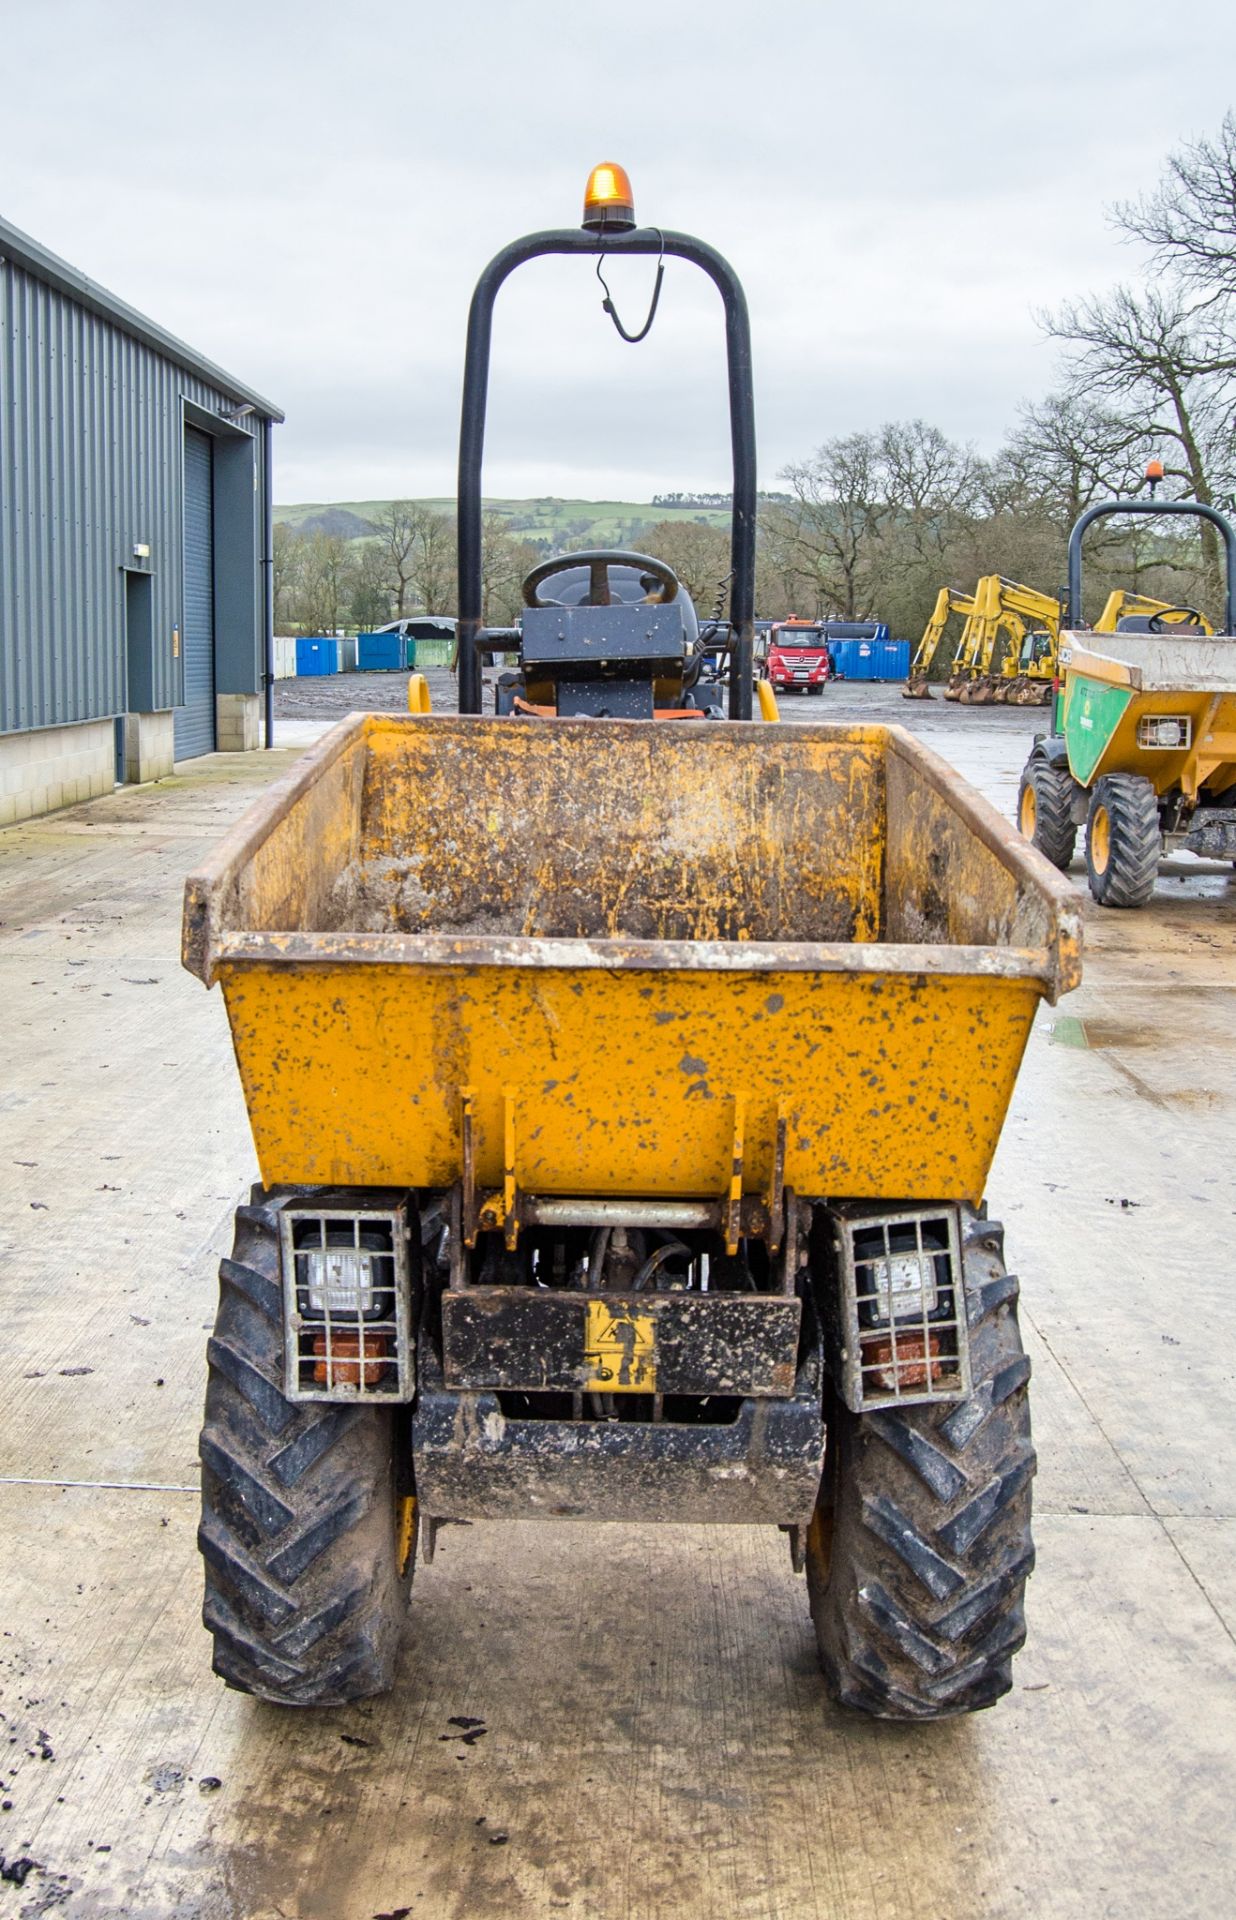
1148, 606, 1205, 632
522, 549, 679, 610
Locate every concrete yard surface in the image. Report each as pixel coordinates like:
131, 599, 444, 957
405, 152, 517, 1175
1, 691, 1235, 1918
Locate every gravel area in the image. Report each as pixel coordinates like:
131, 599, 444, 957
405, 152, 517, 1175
275, 667, 1049, 741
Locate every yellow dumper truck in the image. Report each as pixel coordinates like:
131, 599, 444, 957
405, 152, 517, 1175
183, 167, 1081, 1721
1018, 485, 1236, 907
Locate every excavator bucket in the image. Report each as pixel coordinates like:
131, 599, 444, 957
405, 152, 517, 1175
901, 675, 935, 699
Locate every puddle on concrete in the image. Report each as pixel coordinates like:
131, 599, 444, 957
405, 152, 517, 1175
1049, 1016, 1089, 1049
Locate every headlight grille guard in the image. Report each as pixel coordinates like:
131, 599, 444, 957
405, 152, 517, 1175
279, 1197, 415, 1403
823, 1202, 971, 1412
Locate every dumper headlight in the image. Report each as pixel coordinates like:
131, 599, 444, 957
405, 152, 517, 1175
865, 1250, 940, 1322
304, 1247, 380, 1319
1137, 715, 1191, 750
279, 1203, 415, 1404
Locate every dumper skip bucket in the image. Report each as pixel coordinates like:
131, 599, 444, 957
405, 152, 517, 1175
183, 715, 1081, 1208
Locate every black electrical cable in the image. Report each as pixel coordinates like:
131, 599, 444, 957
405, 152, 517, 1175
595, 232, 665, 344
632, 1240, 692, 1290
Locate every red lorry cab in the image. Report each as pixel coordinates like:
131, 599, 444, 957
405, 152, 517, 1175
766, 621, 830, 694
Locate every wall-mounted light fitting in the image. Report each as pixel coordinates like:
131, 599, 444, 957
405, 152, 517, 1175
133, 542, 151, 560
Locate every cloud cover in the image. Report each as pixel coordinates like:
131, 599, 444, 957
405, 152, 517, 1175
3, 0, 1234, 502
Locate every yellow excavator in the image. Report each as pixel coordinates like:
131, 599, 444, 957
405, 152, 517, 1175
906, 579, 1211, 707
902, 586, 980, 697
946, 578, 1061, 707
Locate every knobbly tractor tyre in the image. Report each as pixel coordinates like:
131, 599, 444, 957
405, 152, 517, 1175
806, 1210, 1034, 1719
198, 1191, 413, 1706
1085, 772, 1161, 908
1017, 759, 1078, 872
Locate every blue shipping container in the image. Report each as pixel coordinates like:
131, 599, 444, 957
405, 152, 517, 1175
876, 639, 911, 679
831, 637, 910, 680
831, 639, 876, 679
357, 631, 404, 672
296, 637, 339, 676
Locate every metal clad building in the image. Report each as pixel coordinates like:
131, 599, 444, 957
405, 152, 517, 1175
0, 214, 283, 824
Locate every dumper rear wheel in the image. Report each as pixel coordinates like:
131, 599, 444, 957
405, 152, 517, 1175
1018, 760, 1077, 871
198, 1192, 413, 1706
1085, 773, 1161, 907
806, 1211, 1034, 1719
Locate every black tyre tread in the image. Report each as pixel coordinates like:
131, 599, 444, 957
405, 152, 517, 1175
199, 1193, 410, 1706
807, 1209, 1035, 1720
1086, 773, 1161, 907
1018, 760, 1077, 870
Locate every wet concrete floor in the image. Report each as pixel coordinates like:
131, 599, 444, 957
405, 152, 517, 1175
1, 688, 1234, 1917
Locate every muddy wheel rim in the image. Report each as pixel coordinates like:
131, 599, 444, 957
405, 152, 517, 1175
1020, 786, 1037, 837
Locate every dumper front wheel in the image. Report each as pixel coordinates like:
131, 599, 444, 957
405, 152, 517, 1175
806, 1212, 1034, 1719
198, 1192, 413, 1706
1085, 773, 1161, 908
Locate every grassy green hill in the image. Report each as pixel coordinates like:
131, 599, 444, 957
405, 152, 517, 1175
275, 497, 732, 546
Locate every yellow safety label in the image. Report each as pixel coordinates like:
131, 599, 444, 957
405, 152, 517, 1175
583, 1302, 656, 1392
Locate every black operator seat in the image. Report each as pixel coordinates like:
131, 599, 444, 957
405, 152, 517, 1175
541, 561, 700, 644
1115, 614, 1208, 637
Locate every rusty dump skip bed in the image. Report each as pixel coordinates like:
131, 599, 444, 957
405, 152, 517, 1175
183, 714, 1081, 1207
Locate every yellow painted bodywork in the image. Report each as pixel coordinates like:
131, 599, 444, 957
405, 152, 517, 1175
184, 714, 1081, 1212
219, 959, 1041, 1205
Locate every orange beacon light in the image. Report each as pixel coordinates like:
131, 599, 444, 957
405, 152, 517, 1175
583, 163, 636, 232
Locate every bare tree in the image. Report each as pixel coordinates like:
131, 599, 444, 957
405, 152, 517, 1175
995, 393, 1148, 526
409, 508, 457, 615
480, 512, 539, 625
272, 522, 304, 632
1116, 111, 1236, 303
639, 519, 731, 609
773, 432, 889, 617
298, 533, 352, 635
878, 419, 983, 552
349, 541, 392, 628
369, 500, 420, 617
1042, 284, 1235, 591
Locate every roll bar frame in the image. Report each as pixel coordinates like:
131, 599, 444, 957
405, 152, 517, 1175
1066, 497, 1236, 635
455, 226, 757, 719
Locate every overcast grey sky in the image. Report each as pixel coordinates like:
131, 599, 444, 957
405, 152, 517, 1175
4, 0, 1234, 503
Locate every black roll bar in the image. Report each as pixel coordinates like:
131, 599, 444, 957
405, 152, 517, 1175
455, 227, 758, 719
1066, 497, 1236, 634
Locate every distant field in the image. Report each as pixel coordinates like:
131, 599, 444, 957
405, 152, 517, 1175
275, 497, 733, 546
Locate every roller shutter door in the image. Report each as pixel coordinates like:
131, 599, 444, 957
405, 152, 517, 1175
175, 427, 215, 760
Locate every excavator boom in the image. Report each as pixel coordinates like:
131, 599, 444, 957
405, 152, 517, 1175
903, 587, 978, 699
